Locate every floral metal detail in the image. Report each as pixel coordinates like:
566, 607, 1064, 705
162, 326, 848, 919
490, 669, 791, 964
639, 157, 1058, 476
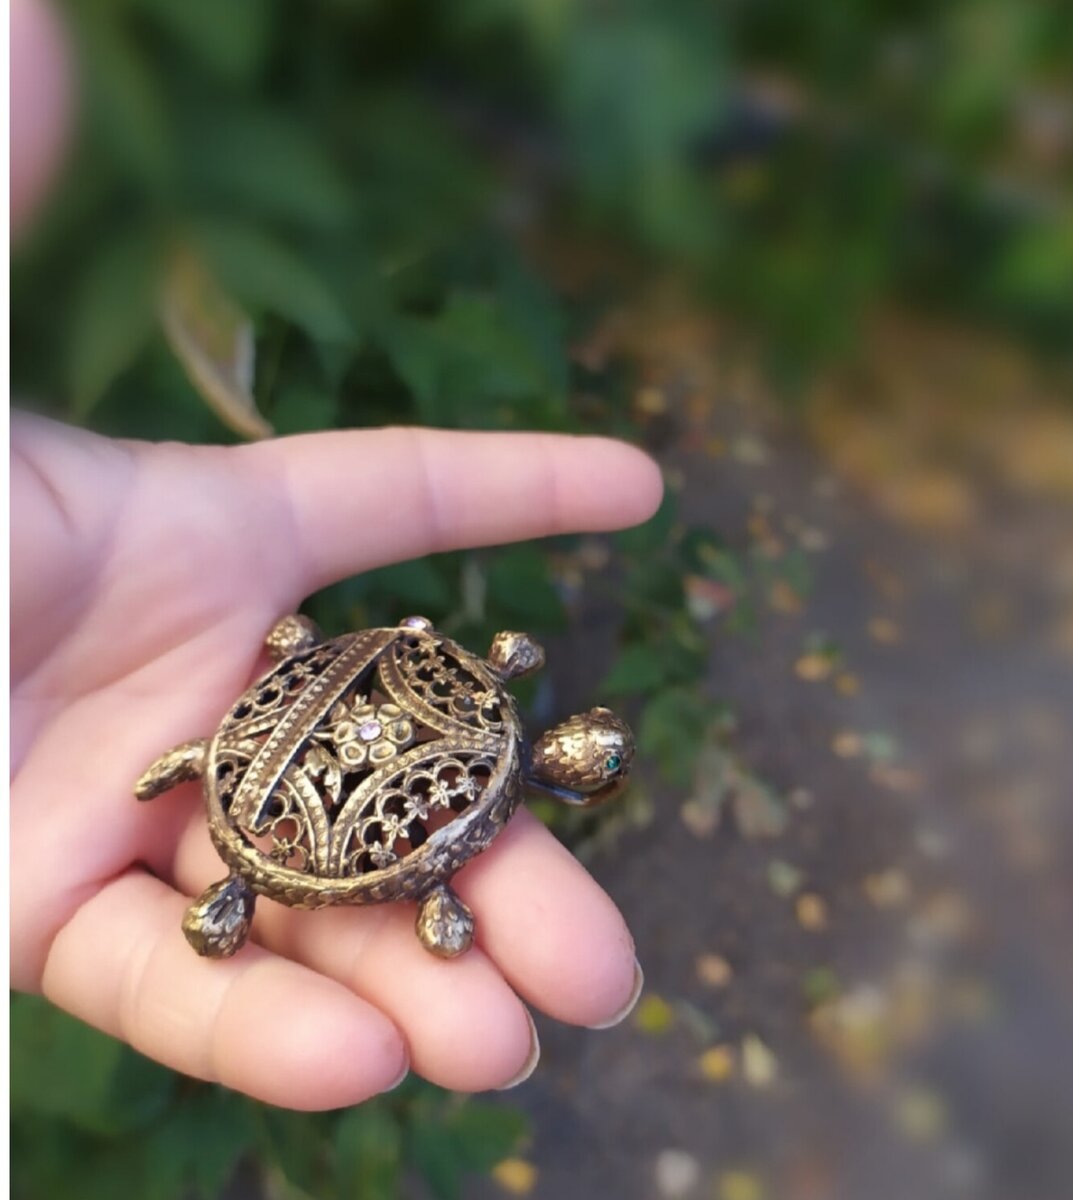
318, 697, 415, 769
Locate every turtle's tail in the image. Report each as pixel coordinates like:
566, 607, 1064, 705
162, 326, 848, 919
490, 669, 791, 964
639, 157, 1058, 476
134, 739, 208, 801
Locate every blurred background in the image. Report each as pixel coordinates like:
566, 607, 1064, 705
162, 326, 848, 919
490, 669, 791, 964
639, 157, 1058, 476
10, 1, 1073, 1198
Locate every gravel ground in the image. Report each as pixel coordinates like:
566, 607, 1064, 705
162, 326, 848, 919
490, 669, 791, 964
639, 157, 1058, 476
470, 368, 1073, 1200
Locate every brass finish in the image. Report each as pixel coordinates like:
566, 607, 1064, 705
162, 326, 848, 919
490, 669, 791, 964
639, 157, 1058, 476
529, 707, 633, 806
180, 876, 256, 957
487, 630, 545, 680
264, 613, 322, 663
415, 885, 475, 958
134, 740, 207, 801
136, 615, 635, 958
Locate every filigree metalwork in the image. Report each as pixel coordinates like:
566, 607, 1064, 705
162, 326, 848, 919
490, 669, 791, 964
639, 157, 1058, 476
135, 616, 635, 959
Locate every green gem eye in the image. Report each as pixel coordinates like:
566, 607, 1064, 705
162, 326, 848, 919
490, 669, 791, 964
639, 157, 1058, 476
605, 754, 622, 772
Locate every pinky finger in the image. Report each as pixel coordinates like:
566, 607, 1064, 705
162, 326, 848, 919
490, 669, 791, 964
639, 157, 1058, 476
39, 872, 408, 1110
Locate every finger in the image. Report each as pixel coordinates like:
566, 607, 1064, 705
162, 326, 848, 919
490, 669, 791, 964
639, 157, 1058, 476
240, 427, 663, 593
176, 803, 638, 1037
453, 810, 641, 1028
40, 872, 408, 1110
11, 0, 72, 234
173, 821, 538, 1093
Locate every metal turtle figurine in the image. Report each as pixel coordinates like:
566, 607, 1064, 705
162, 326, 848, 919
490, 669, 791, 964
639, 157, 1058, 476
136, 614, 633, 959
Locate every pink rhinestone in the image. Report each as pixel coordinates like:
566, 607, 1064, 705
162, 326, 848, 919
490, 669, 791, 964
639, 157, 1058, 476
402, 615, 432, 630
358, 719, 382, 742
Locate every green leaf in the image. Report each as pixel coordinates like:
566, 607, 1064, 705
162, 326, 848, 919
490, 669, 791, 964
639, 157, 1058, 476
638, 686, 711, 788
492, 250, 570, 403
184, 1089, 257, 1198
185, 108, 352, 231
254, 1105, 335, 1197
381, 289, 566, 426
270, 383, 339, 435
67, 226, 157, 418
12, 1119, 186, 1200
133, 0, 275, 83
615, 492, 677, 556
556, 13, 724, 253
406, 1098, 526, 1200
10, 995, 175, 1135
990, 216, 1073, 315
701, 547, 747, 590
601, 644, 674, 694
333, 1105, 403, 1200
485, 545, 566, 630
138, 1086, 256, 1200
194, 220, 353, 344
623, 558, 686, 609
440, 1101, 527, 1171
363, 558, 455, 615
76, 8, 174, 192
407, 1115, 465, 1200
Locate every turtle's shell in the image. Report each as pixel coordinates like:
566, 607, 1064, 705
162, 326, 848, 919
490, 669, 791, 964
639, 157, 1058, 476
203, 625, 523, 907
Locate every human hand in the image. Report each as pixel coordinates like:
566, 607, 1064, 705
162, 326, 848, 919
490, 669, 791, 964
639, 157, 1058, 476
10, 0, 661, 1109
11, 413, 661, 1109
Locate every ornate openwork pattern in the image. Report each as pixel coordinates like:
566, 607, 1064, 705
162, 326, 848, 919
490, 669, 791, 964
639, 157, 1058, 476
379, 631, 505, 735
224, 642, 340, 738
333, 749, 498, 876
137, 612, 634, 958
211, 628, 509, 881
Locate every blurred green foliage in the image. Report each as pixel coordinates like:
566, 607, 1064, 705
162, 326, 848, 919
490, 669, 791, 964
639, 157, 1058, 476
12, 0, 1071, 427
11, 0, 1071, 1196
12, 993, 525, 1200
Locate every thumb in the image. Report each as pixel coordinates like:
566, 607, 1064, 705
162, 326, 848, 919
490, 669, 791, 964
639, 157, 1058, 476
11, 0, 72, 235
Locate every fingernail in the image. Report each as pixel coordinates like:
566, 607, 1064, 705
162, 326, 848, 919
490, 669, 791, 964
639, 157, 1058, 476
587, 957, 645, 1030
497, 1009, 541, 1090
383, 1054, 410, 1093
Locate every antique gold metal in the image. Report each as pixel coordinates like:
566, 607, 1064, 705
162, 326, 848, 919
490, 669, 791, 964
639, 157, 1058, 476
136, 615, 635, 959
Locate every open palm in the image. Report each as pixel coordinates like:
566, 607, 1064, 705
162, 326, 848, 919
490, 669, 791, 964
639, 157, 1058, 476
11, 414, 660, 1108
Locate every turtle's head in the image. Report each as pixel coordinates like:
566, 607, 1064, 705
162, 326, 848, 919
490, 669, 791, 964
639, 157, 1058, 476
528, 707, 634, 807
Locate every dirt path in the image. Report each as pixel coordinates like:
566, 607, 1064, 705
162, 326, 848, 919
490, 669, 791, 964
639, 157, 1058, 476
473, 358, 1073, 1200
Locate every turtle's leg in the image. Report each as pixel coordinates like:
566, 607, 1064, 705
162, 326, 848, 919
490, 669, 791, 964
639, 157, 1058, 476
415, 883, 475, 958
182, 875, 257, 958
265, 613, 323, 663
487, 631, 545, 681
134, 739, 208, 801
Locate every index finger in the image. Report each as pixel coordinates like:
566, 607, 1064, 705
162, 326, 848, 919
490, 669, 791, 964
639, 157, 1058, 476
240, 427, 663, 594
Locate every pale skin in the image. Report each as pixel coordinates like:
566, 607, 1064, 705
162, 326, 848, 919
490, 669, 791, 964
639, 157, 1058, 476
11, 0, 663, 1111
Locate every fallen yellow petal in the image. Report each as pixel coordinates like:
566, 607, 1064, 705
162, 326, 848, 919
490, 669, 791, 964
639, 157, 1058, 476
695, 953, 733, 988
863, 869, 912, 909
832, 731, 863, 758
492, 1158, 538, 1195
795, 653, 832, 682
634, 994, 676, 1035
698, 1044, 736, 1082
796, 893, 829, 931
741, 1034, 778, 1087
